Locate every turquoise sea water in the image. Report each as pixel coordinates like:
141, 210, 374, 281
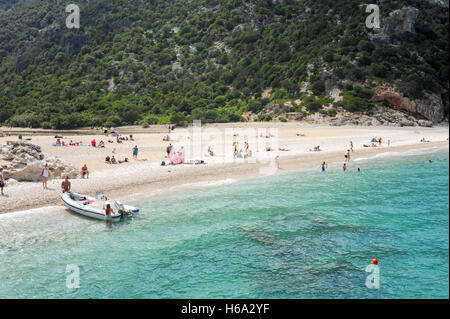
0, 148, 448, 299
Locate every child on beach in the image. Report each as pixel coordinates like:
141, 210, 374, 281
321, 162, 328, 172
133, 145, 139, 159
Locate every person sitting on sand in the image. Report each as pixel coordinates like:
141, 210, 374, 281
61, 176, 71, 193
105, 156, 111, 164
81, 165, 89, 179
91, 139, 96, 147
98, 141, 105, 148
111, 156, 117, 164
207, 145, 214, 157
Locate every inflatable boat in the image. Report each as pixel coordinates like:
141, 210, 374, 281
61, 192, 139, 222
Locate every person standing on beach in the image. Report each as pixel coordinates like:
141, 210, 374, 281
0, 168, 5, 196
350, 141, 354, 152
41, 164, 49, 189
133, 145, 139, 159
61, 176, 71, 193
321, 162, 328, 172
166, 144, 173, 158
345, 150, 351, 162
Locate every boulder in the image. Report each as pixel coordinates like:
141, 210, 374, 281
418, 120, 433, 128
1, 141, 78, 182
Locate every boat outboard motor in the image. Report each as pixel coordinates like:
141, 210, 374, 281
113, 201, 132, 217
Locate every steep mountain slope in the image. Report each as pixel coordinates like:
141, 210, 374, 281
0, 0, 448, 128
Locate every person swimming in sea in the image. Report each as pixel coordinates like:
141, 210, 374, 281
342, 163, 347, 172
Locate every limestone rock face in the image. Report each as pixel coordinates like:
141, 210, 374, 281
383, 7, 419, 37
369, 7, 419, 45
303, 105, 435, 127
373, 86, 445, 123
0, 141, 78, 182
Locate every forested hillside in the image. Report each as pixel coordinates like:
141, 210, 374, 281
0, 0, 448, 128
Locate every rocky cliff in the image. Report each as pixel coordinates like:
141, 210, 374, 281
373, 86, 445, 123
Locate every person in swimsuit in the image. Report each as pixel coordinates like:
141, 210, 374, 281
81, 164, 90, 179
41, 164, 49, 189
0, 168, 5, 196
321, 162, 327, 172
61, 176, 71, 193
105, 204, 113, 224
133, 145, 139, 159
342, 163, 347, 172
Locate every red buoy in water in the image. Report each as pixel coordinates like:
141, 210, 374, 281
371, 258, 378, 265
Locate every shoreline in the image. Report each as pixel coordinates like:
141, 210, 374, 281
1, 140, 448, 215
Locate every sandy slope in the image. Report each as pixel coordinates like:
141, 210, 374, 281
0, 123, 448, 214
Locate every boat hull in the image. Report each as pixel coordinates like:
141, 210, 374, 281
61, 193, 122, 222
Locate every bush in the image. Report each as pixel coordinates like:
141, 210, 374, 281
327, 109, 337, 117
8, 113, 42, 128
306, 102, 322, 113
